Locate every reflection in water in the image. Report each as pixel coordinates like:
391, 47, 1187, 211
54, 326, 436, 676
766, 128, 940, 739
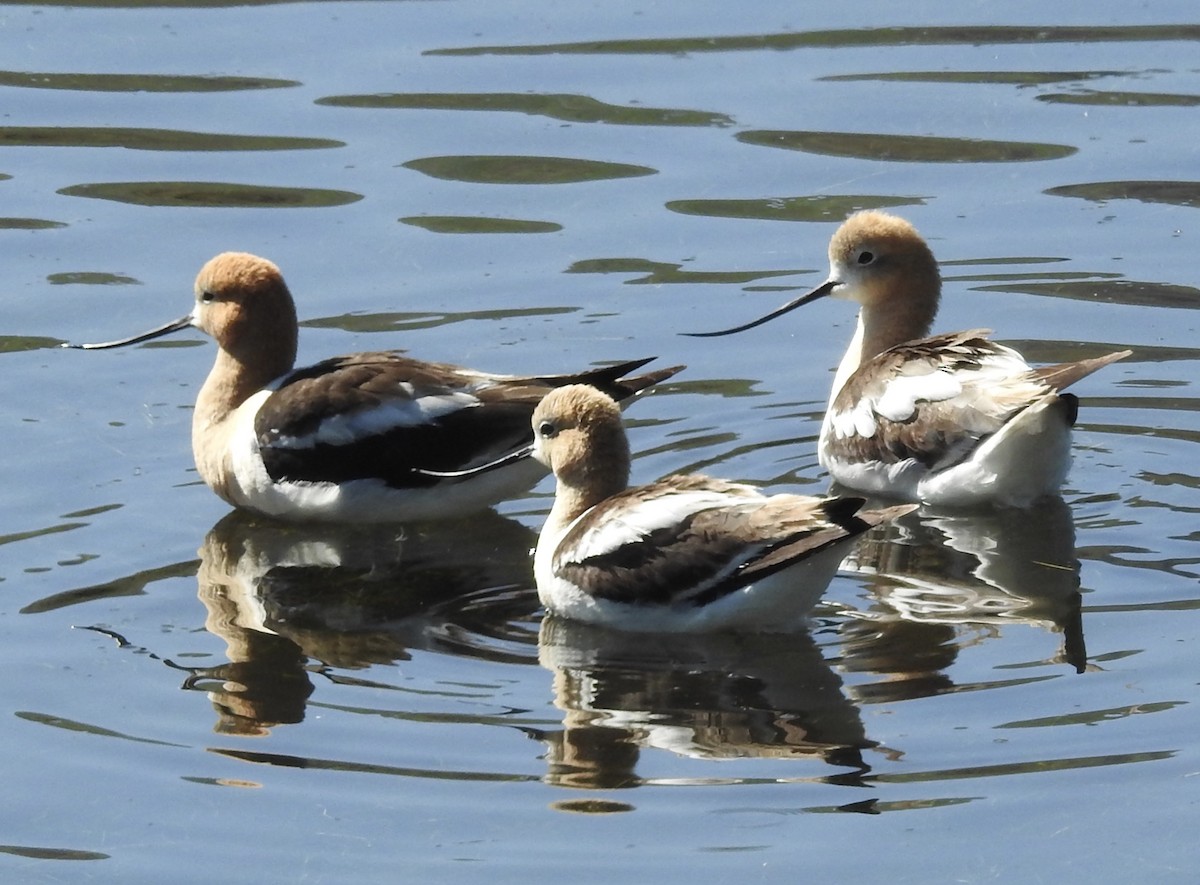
186, 510, 536, 735
837, 498, 1086, 704
533, 617, 871, 790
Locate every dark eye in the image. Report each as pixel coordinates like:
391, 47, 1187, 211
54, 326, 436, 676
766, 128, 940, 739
200, 289, 216, 303
537, 420, 557, 439
856, 250, 875, 265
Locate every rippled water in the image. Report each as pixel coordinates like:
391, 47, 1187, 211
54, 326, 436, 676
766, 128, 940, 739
2, 1, 1198, 881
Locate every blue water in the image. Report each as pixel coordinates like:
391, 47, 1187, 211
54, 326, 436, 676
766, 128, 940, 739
2, 1, 1198, 881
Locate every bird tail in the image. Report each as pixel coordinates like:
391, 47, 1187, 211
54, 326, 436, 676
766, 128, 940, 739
1031, 349, 1131, 392
538, 357, 685, 403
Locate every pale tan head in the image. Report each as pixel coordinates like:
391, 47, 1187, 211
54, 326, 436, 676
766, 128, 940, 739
67, 251, 301, 378
826, 211, 940, 313
191, 252, 299, 371
685, 210, 941, 344
819, 211, 943, 357
531, 384, 631, 499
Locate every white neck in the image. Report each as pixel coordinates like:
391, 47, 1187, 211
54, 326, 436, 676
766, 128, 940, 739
819, 313, 865, 455
828, 312, 867, 409
534, 491, 588, 589
543, 484, 584, 542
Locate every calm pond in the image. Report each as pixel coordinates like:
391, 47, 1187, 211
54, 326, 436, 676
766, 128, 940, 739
1, 1, 1198, 882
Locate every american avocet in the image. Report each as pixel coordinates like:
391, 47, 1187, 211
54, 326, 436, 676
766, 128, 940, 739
466, 384, 913, 631
689, 211, 1131, 508
67, 252, 681, 523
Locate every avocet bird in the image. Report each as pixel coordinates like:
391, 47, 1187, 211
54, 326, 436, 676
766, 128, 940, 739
67, 252, 681, 523
461, 384, 912, 631
689, 211, 1131, 508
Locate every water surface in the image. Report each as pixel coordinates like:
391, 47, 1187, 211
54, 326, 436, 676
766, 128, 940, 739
1, 1, 1197, 882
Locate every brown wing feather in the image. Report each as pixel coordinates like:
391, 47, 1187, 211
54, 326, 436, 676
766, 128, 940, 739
831, 331, 1048, 468
553, 480, 868, 607
1030, 350, 1131, 392
255, 354, 681, 487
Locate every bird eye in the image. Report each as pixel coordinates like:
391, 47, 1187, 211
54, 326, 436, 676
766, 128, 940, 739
200, 289, 216, 303
537, 420, 557, 439
856, 250, 875, 265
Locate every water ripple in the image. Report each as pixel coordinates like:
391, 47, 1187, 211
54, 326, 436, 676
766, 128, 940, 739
737, 130, 1076, 163
820, 70, 1136, 86
403, 155, 657, 185
430, 25, 1200, 57
1038, 90, 1200, 107
0, 126, 340, 151
57, 181, 363, 208
0, 71, 298, 92
0, 844, 108, 861
318, 92, 733, 127
667, 194, 928, 222
1046, 180, 1200, 208
566, 257, 800, 286
0, 218, 65, 230
975, 278, 1200, 310
401, 215, 562, 234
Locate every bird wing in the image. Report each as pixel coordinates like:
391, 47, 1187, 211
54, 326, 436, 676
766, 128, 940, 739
552, 477, 866, 607
828, 330, 1052, 470
254, 354, 678, 488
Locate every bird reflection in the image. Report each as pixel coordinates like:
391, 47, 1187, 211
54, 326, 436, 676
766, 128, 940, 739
836, 496, 1086, 704
530, 616, 872, 790
183, 509, 537, 735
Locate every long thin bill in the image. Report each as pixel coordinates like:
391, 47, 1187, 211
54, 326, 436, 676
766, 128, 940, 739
681, 279, 837, 337
412, 443, 537, 479
63, 314, 195, 350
